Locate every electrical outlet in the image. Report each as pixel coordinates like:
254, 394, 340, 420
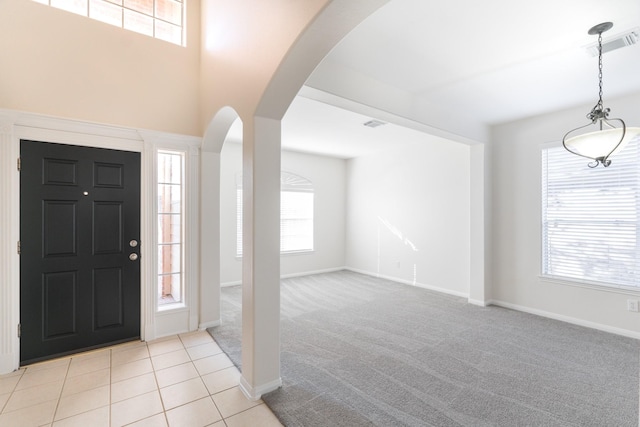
627, 300, 639, 312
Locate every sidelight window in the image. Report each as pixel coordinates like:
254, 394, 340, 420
32, 0, 185, 46
157, 151, 184, 307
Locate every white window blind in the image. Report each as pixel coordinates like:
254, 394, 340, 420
541, 138, 640, 289
236, 171, 314, 256
280, 191, 314, 252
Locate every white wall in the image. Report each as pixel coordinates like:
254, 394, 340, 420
219, 142, 346, 284
345, 133, 471, 297
0, 0, 200, 136
199, 0, 331, 126
490, 91, 640, 337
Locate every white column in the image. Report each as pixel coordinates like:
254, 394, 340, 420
0, 116, 19, 374
469, 143, 491, 306
199, 151, 221, 329
187, 146, 201, 331
239, 116, 282, 400
140, 139, 156, 342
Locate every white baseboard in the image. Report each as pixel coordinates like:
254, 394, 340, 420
490, 299, 640, 340
344, 267, 469, 299
223, 268, 638, 341
198, 320, 221, 330
0, 353, 19, 376
221, 267, 347, 288
239, 375, 282, 401
221, 280, 241, 288
281, 267, 346, 280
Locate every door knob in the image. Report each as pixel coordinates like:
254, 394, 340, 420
129, 240, 138, 248
129, 253, 139, 261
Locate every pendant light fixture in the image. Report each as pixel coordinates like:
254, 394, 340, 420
562, 22, 640, 167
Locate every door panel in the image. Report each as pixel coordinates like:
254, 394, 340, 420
43, 158, 78, 185
43, 201, 78, 257
93, 267, 124, 329
94, 162, 124, 188
20, 140, 141, 364
93, 201, 123, 254
43, 271, 77, 339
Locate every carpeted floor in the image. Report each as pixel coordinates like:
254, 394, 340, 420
209, 270, 640, 426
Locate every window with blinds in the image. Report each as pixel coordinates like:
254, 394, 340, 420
236, 171, 314, 256
541, 138, 640, 290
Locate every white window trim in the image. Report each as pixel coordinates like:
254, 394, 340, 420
539, 275, 640, 296
157, 150, 186, 311
541, 137, 640, 293
141, 130, 200, 336
236, 171, 314, 257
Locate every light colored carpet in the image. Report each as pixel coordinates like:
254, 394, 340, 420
209, 270, 640, 426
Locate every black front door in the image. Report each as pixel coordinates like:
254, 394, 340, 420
20, 140, 141, 364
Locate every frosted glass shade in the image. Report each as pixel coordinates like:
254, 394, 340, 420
564, 126, 640, 160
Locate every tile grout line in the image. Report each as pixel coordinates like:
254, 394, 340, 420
108, 348, 112, 427
149, 340, 171, 427
50, 356, 70, 425
110, 346, 114, 427
1, 332, 275, 426
171, 333, 230, 426
0, 371, 20, 414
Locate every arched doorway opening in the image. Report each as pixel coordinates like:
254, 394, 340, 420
200, 107, 241, 331
201, 1, 392, 399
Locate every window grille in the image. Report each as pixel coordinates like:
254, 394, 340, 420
33, 0, 185, 46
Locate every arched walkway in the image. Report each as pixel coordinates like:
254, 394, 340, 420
201, 0, 408, 400
199, 107, 241, 331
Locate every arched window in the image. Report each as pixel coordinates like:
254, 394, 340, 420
237, 171, 314, 255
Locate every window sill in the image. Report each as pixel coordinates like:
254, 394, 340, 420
539, 275, 640, 296
281, 249, 315, 257
157, 302, 188, 314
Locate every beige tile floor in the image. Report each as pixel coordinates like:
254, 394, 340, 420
0, 331, 283, 427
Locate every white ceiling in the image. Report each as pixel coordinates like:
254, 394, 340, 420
229, 0, 640, 159
227, 95, 450, 159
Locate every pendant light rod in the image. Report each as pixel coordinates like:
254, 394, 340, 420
561, 21, 634, 168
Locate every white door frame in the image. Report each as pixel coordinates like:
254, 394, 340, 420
0, 110, 200, 374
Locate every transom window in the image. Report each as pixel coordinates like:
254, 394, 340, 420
33, 0, 185, 46
237, 171, 314, 256
541, 137, 640, 290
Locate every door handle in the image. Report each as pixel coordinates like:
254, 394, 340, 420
129, 240, 138, 248
129, 253, 139, 261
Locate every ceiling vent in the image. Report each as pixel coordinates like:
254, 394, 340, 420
363, 119, 386, 128
586, 28, 639, 56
